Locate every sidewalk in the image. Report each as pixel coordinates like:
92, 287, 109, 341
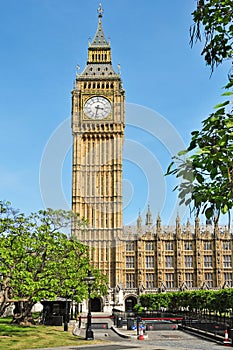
29, 318, 230, 350
28, 330, 229, 350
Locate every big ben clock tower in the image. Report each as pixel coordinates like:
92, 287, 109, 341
72, 4, 125, 287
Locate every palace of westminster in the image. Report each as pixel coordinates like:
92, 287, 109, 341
71, 5, 233, 312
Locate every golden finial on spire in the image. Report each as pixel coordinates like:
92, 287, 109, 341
98, 3, 103, 18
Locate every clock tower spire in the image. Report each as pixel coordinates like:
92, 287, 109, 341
89, 3, 109, 48
71, 5, 125, 287
79, 3, 117, 78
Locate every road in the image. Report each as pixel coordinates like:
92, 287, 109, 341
32, 329, 231, 350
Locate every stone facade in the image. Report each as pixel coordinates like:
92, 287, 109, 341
120, 213, 233, 291
72, 6, 233, 312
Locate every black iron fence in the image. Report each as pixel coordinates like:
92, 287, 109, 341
113, 308, 233, 336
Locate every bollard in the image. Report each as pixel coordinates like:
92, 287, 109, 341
223, 329, 231, 346
230, 328, 233, 347
138, 327, 144, 340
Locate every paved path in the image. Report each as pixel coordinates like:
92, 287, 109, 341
31, 329, 230, 350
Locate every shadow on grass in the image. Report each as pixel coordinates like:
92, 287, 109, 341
0, 318, 102, 350
0, 318, 37, 336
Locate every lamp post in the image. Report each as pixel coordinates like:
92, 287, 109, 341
64, 294, 69, 331
84, 270, 95, 340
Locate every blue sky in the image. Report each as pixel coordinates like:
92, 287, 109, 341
0, 0, 230, 226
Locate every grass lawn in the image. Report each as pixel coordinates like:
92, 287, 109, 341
0, 318, 104, 350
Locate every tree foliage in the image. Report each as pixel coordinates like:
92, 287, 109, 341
0, 202, 107, 324
166, 0, 233, 224
190, 0, 233, 71
137, 289, 233, 316
139, 293, 170, 311
166, 83, 233, 223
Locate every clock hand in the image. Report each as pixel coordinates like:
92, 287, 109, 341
95, 104, 104, 116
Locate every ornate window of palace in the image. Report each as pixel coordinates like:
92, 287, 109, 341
165, 242, 173, 251
166, 273, 174, 288
145, 242, 154, 251
224, 272, 232, 286
222, 241, 231, 250
165, 256, 174, 268
184, 255, 193, 268
204, 255, 212, 268
146, 256, 154, 268
126, 243, 134, 251
126, 256, 134, 269
223, 255, 232, 268
185, 273, 193, 287
146, 273, 155, 288
184, 241, 193, 250
126, 273, 135, 288
204, 272, 213, 287
204, 241, 212, 250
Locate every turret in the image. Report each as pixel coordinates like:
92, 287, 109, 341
145, 205, 153, 226
137, 211, 142, 230
156, 214, 162, 235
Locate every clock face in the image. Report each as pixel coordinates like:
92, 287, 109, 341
84, 96, 111, 120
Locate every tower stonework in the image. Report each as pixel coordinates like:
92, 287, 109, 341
71, 5, 125, 288
72, 6, 233, 313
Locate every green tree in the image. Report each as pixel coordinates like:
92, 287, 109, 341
0, 201, 30, 317
139, 293, 171, 311
167, 86, 233, 224
166, 0, 233, 224
190, 0, 233, 71
0, 203, 107, 324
